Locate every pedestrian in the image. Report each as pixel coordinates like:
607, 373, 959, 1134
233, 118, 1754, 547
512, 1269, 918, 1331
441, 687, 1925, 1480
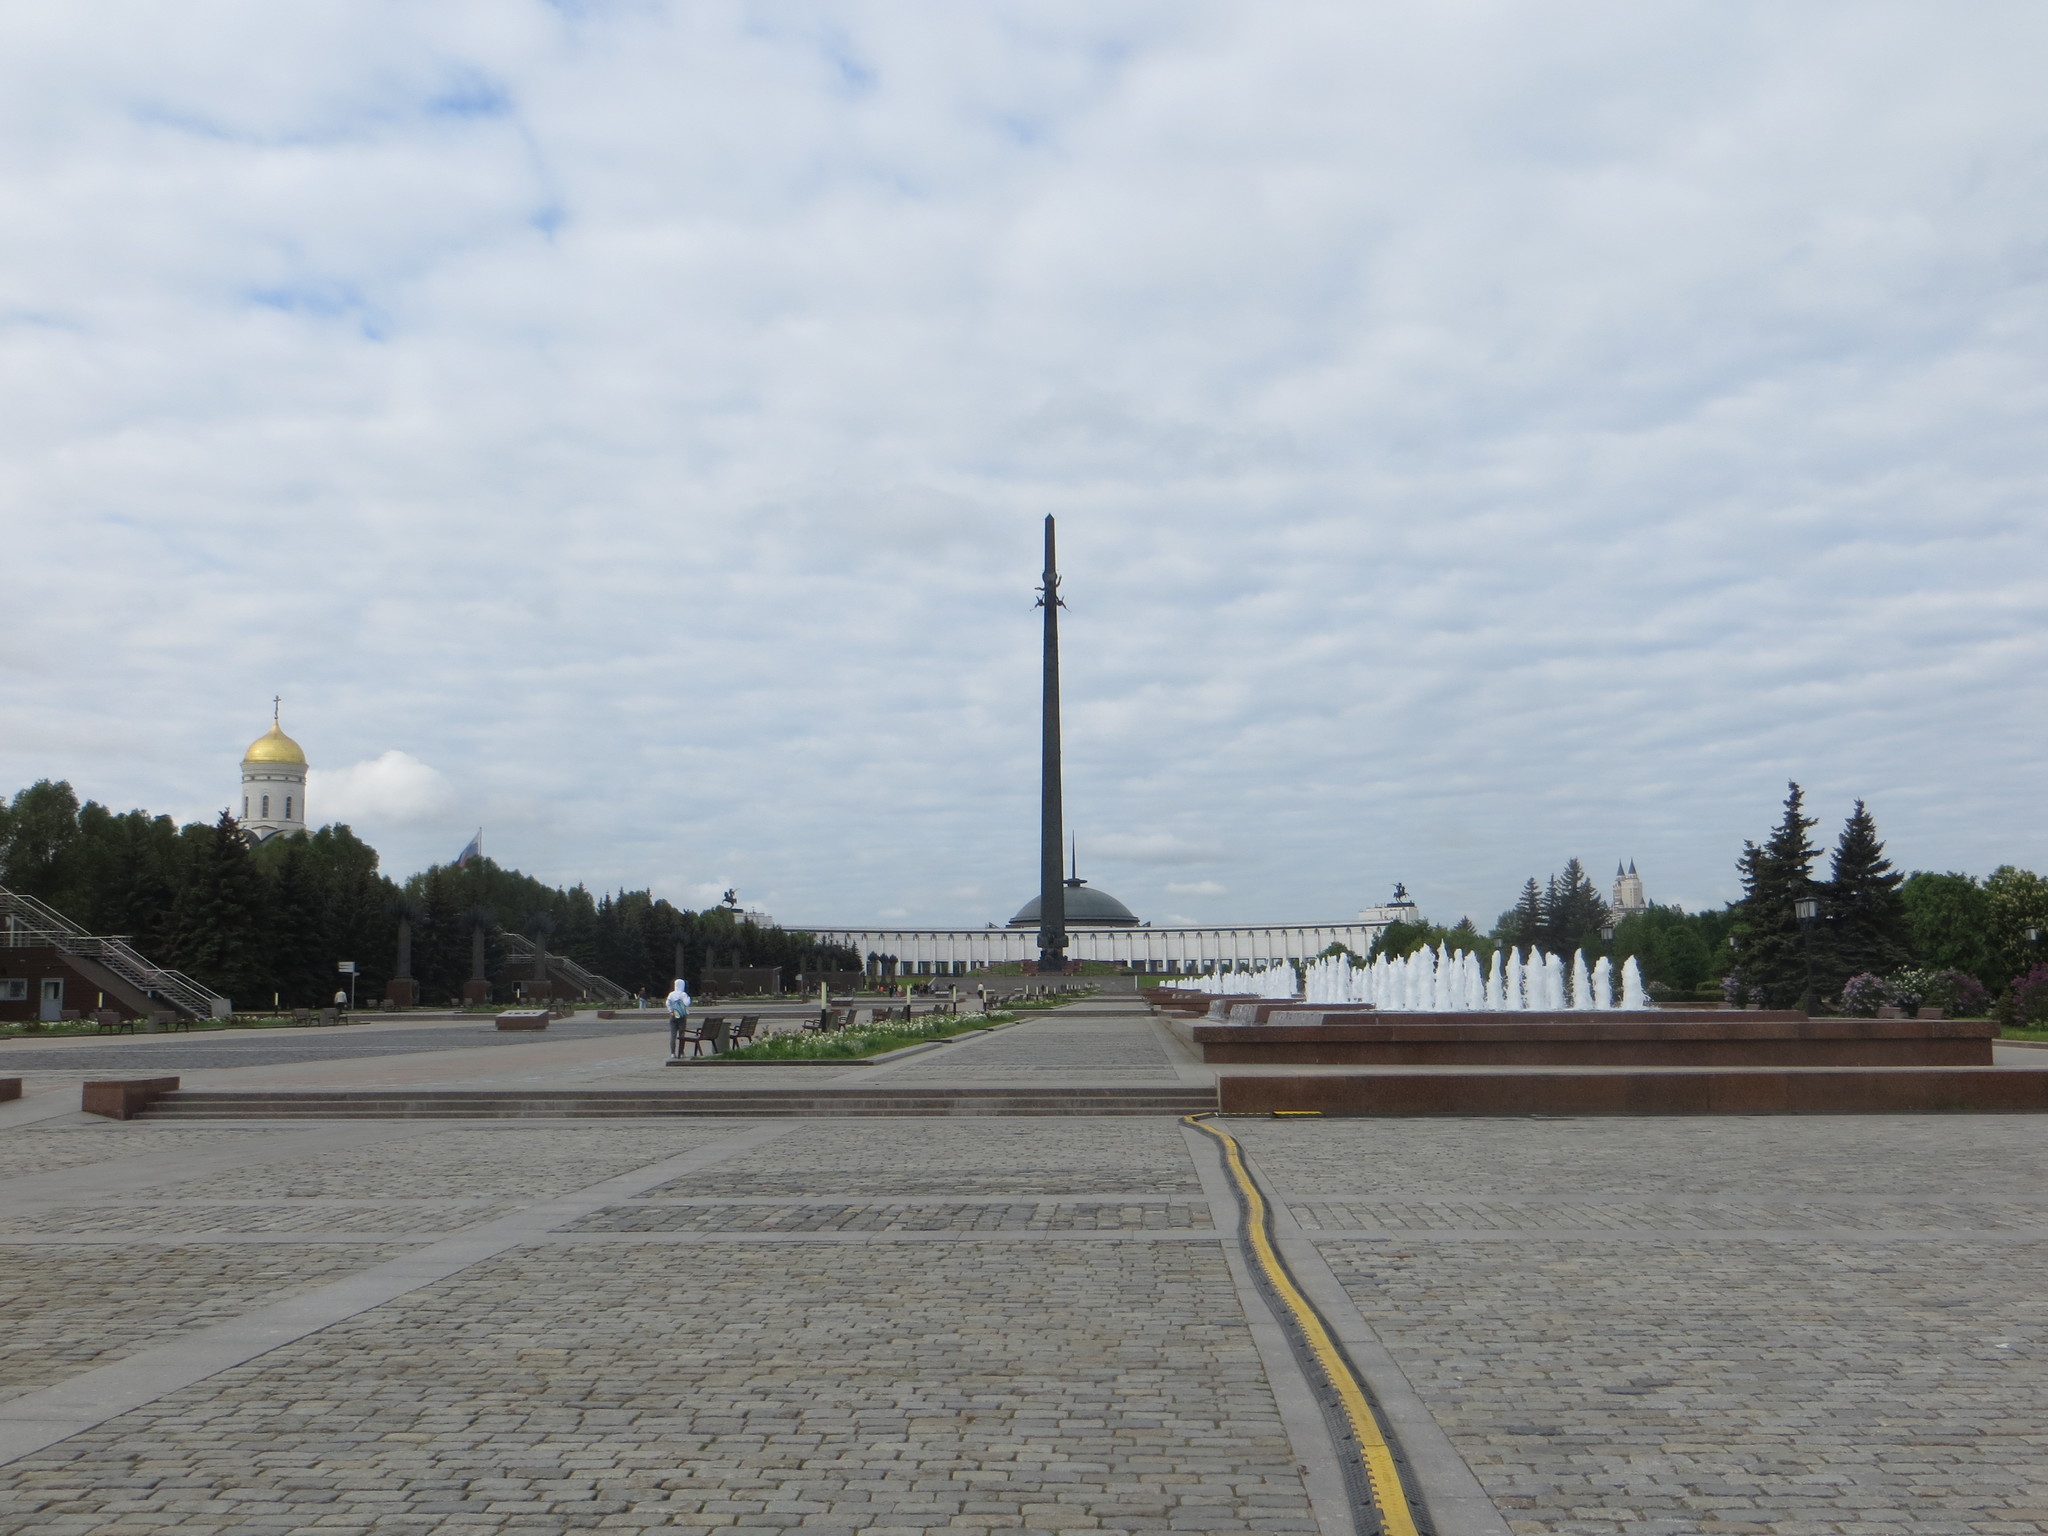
665, 978, 692, 1058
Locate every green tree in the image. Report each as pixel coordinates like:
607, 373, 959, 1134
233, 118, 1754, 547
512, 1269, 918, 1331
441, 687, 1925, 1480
1731, 781, 1821, 1008
0, 780, 83, 903
1984, 866, 2048, 989
1899, 872, 1993, 985
300, 825, 398, 999
1820, 800, 1909, 992
1541, 858, 1610, 957
1494, 879, 1545, 947
261, 836, 329, 1006
1609, 905, 1717, 994
166, 811, 268, 1004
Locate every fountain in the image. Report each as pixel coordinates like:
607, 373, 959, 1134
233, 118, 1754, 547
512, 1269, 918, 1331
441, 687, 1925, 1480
1300, 945, 1646, 1011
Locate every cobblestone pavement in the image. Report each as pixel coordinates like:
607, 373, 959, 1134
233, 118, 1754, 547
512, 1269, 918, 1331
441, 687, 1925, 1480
565, 1199, 1215, 1233
0, 1009, 2043, 1535
877, 1013, 1175, 1082
0, 1116, 1316, 1536
0, 1125, 299, 1177
1237, 1116, 2048, 1534
0, 1244, 418, 1403
653, 1119, 1204, 1197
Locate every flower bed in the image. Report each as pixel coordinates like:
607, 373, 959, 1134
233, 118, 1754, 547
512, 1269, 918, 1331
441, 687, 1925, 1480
713, 1011, 1020, 1062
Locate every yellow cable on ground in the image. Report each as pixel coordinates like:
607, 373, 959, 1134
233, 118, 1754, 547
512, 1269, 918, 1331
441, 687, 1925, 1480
1186, 1114, 1423, 1536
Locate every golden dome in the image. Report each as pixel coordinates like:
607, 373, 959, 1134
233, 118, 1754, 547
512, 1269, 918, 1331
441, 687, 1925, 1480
243, 721, 307, 766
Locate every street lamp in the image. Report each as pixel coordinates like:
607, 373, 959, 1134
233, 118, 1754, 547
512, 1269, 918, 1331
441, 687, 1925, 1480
1793, 896, 1822, 1015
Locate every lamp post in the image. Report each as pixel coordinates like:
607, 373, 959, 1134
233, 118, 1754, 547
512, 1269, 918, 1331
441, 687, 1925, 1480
1793, 895, 1822, 1016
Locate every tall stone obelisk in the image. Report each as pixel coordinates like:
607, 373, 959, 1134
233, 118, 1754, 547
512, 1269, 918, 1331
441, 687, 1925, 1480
1036, 515, 1067, 975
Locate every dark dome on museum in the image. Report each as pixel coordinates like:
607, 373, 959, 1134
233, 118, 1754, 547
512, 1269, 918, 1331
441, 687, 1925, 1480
1007, 879, 1141, 928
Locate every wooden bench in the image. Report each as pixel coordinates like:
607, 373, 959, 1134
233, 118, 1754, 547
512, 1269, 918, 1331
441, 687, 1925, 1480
93, 1010, 135, 1034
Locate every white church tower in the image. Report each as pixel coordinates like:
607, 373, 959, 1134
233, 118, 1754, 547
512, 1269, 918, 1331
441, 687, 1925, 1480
240, 701, 308, 843
1611, 860, 1648, 919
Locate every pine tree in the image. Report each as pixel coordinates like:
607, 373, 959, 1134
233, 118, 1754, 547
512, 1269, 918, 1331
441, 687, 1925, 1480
1821, 800, 1909, 992
1732, 782, 1821, 1008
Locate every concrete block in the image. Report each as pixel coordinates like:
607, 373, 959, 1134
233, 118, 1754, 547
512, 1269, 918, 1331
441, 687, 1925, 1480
495, 1010, 550, 1031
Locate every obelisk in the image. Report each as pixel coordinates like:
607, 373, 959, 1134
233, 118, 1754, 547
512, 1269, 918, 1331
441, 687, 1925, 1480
1036, 515, 1067, 975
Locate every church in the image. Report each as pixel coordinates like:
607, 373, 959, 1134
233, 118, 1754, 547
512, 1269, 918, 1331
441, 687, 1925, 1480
239, 705, 309, 842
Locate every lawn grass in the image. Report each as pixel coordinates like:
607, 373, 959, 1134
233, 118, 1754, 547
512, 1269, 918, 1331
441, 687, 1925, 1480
2000, 1025, 2048, 1041
0, 1009, 490, 1038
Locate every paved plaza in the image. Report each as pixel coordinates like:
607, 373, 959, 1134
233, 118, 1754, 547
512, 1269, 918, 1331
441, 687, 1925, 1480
0, 999, 2042, 1534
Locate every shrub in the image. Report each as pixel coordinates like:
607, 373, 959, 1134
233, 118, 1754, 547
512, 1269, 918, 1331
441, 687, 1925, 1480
1918, 968, 1992, 1018
2002, 964, 2048, 1028
1840, 973, 1887, 1016
1883, 968, 1939, 1012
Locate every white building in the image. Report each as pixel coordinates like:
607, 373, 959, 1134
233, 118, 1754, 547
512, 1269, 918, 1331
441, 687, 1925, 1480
803, 880, 1420, 976
1611, 860, 1648, 919
240, 708, 308, 843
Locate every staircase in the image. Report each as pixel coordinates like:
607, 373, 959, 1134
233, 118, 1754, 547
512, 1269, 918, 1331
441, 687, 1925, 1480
140, 1085, 1219, 1119
497, 933, 631, 1004
0, 884, 229, 1019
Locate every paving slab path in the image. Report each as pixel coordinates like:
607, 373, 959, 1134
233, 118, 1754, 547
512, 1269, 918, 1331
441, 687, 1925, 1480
0, 997, 2041, 1534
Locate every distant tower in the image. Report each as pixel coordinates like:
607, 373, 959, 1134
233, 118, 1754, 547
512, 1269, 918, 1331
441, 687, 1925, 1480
1611, 860, 1648, 919
240, 700, 308, 843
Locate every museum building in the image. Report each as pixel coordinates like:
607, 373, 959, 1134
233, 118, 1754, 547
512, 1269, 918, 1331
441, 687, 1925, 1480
803, 877, 1419, 976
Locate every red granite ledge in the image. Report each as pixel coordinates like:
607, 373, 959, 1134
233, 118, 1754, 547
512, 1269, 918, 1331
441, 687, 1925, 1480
1193, 1014, 1996, 1042
0, 1078, 20, 1104
1220, 1067, 2048, 1116
82, 1077, 180, 1120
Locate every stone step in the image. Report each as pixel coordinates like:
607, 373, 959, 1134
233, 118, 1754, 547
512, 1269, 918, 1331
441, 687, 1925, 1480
1219, 1067, 2048, 1116
142, 1087, 1220, 1119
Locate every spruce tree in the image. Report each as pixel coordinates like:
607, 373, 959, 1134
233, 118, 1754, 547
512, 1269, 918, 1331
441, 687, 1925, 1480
1542, 858, 1611, 955
1495, 879, 1545, 948
1821, 800, 1909, 992
1732, 782, 1820, 1007
167, 811, 268, 1005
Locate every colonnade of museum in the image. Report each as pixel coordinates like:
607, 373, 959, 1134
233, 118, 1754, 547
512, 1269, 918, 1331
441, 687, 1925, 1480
805, 922, 1392, 977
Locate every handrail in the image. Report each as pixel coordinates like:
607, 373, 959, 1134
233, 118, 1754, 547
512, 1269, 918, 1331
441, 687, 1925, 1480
0, 885, 231, 1018
497, 932, 631, 1003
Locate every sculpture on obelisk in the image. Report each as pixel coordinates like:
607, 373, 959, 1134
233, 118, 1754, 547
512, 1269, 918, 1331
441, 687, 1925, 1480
1036, 516, 1067, 975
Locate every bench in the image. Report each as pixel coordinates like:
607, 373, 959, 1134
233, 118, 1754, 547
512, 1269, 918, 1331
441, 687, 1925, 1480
93, 1010, 135, 1034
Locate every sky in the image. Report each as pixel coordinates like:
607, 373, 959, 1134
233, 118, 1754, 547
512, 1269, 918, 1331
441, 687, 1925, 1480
4, 2, 2046, 931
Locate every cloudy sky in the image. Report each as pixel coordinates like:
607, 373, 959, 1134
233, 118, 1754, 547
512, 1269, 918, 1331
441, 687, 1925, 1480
5, 2, 2046, 930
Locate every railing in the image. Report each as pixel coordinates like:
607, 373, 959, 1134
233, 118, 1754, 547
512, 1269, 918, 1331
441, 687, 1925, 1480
0, 885, 232, 1019
497, 933, 631, 1003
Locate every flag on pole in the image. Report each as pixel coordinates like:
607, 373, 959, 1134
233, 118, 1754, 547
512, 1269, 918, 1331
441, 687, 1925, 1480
455, 830, 482, 867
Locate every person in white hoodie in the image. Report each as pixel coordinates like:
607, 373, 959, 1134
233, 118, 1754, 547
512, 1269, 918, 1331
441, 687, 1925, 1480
665, 978, 692, 1058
